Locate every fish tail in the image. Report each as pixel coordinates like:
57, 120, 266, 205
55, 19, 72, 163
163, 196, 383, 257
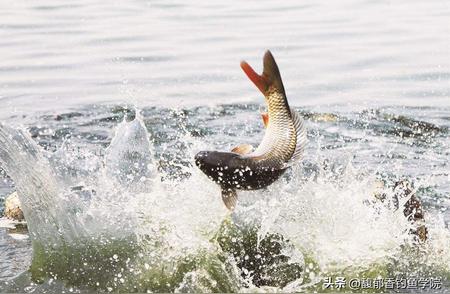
240, 50, 286, 97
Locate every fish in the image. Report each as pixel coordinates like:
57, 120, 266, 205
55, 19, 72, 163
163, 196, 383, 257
195, 50, 307, 210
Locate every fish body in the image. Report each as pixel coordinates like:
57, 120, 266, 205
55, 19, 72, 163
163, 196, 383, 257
195, 50, 307, 210
195, 150, 286, 190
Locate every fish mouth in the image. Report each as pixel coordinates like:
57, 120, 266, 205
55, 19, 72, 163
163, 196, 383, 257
194, 151, 210, 169
195, 151, 239, 185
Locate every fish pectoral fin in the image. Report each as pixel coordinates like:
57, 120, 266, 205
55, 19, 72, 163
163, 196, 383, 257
231, 144, 254, 155
221, 188, 238, 210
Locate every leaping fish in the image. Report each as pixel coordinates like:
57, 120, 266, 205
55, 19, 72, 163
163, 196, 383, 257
195, 50, 307, 210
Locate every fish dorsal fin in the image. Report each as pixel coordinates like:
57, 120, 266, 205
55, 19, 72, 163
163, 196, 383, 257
285, 108, 307, 166
221, 188, 238, 210
231, 144, 254, 155
261, 112, 269, 128
240, 50, 286, 97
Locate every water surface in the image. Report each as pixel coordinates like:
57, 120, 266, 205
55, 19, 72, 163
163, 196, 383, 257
0, 0, 450, 292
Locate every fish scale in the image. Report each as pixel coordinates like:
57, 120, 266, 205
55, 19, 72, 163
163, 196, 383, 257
250, 86, 296, 167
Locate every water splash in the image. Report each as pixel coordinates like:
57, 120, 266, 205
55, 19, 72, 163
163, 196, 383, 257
0, 105, 449, 292
0, 123, 76, 244
105, 113, 155, 192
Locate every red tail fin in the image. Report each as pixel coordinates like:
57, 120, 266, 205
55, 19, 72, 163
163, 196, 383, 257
240, 50, 286, 96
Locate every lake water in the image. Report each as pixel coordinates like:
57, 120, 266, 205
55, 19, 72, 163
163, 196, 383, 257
1, 0, 450, 116
0, 0, 449, 292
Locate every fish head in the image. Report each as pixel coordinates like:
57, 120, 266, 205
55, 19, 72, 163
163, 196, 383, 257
195, 151, 242, 184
